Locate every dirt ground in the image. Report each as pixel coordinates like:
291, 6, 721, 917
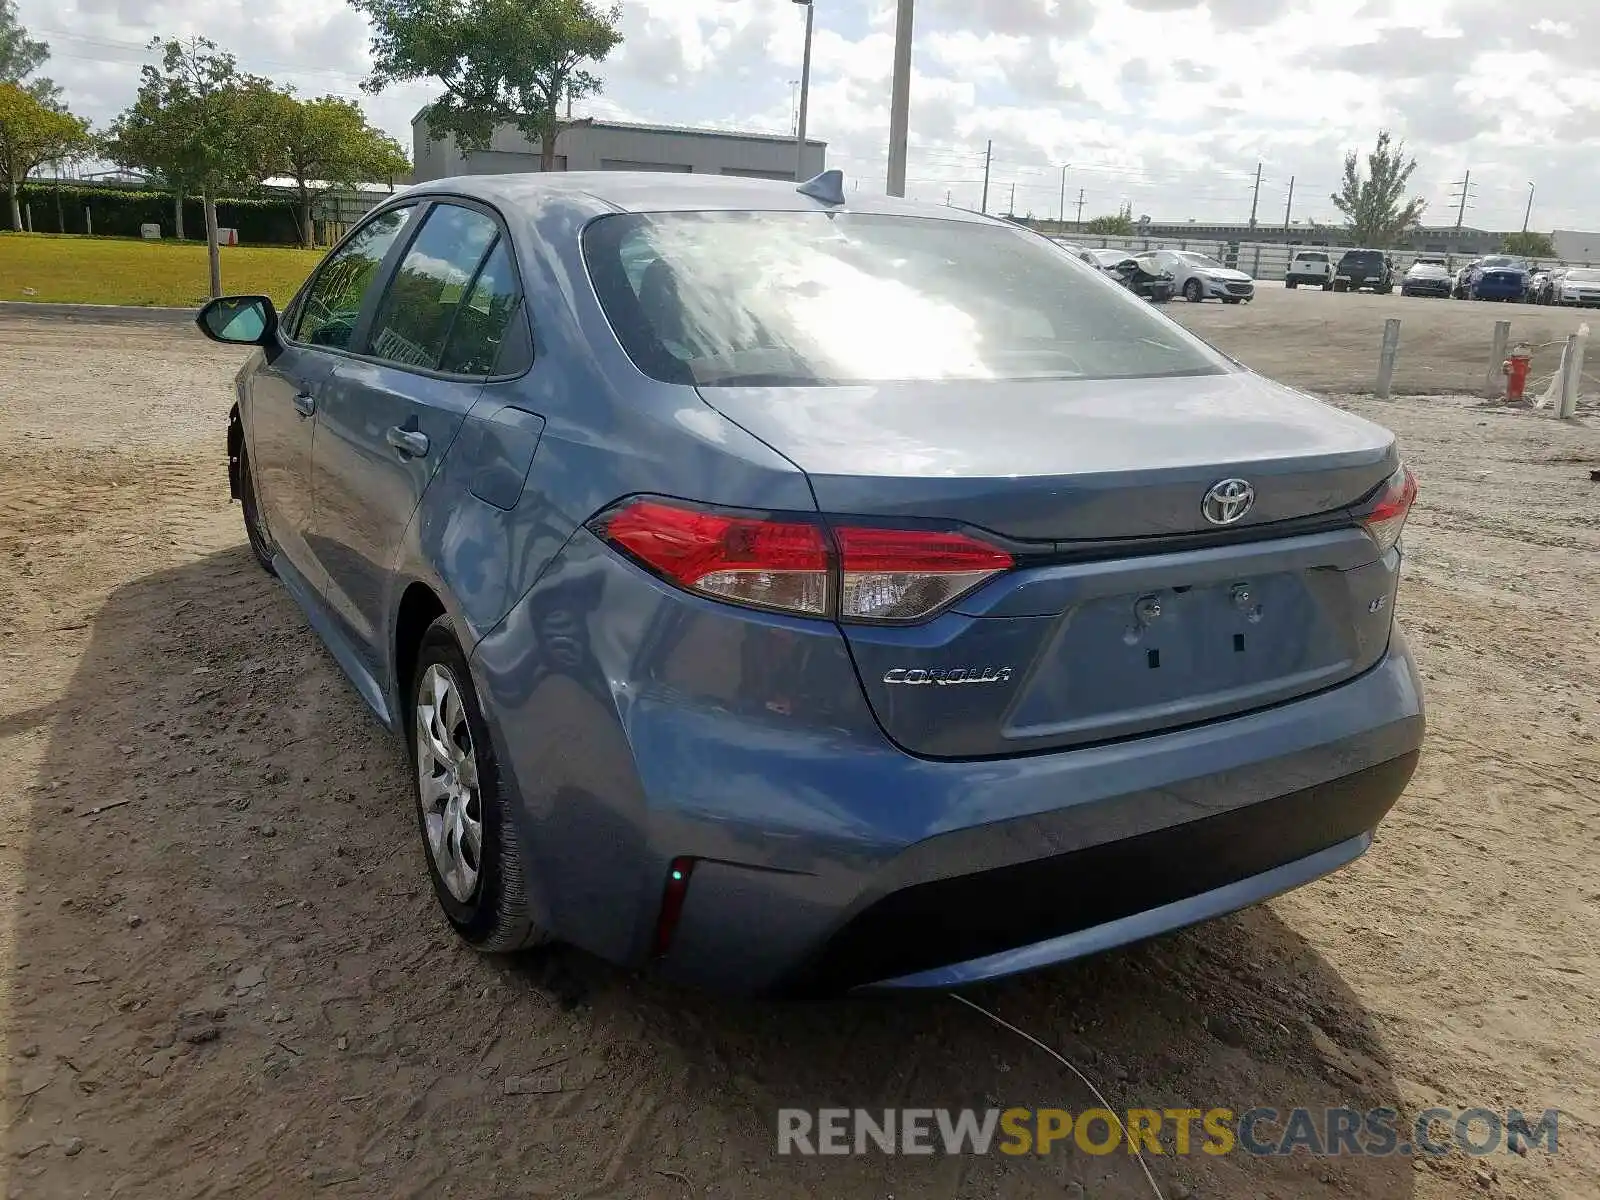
0, 301, 1597, 1200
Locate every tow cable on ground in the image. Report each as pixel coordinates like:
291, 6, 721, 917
950, 991, 1167, 1199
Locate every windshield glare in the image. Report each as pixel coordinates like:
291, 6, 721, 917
1181, 252, 1224, 269
583, 212, 1227, 387
1566, 269, 1600, 282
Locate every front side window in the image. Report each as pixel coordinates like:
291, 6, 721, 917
367, 203, 508, 372
583, 212, 1227, 387
293, 206, 413, 349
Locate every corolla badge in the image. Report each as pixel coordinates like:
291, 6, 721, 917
1201, 478, 1256, 526
883, 667, 1014, 686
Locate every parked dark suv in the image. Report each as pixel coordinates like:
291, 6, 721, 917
1333, 249, 1395, 294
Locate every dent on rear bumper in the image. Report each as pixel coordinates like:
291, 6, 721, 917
474, 530, 1424, 993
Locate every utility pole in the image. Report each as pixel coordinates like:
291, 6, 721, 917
1075, 187, 1085, 228
1283, 175, 1295, 230
885, 0, 914, 197
980, 139, 992, 215
1523, 181, 1536, 233
792, 1, 814, 181
1008, 181, 1016, 216
1451, 169, 1473, 230
1248, 161, 1262, 228
1059, 164, 1067, 224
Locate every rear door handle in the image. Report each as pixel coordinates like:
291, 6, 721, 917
386, 427, 430, 458
292, 393, 315, 417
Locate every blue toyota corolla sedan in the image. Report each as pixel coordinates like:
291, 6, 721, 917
197, 171, 1424, 994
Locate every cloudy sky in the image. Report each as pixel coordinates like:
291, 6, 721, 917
16, 0, 1600, 231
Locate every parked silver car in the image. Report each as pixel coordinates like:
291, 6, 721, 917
1552, 267, 1600, 307
1149, 250, 1256, 304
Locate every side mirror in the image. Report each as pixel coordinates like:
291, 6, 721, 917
196, 295, 278, 347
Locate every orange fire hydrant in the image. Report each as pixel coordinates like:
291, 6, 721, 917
1503, 344, 1532, 401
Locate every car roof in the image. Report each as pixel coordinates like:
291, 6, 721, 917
395, 171, 1000, 225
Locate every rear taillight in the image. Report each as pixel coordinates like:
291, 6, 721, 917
1362, 464, 1418, 554
600, 499, 831, 615
835, 526, 1013, 621
593, 499, 1013, 623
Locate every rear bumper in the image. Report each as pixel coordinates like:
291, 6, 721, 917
816, 752, 1415, 990
473, 531, 1425, 996
659, 636, 1423, 994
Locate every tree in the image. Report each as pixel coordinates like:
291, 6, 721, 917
1084, 202, 1135, 235
1330, 131, 1426, 247
0, 83, 90, 230
1503, 231, 1555, 258
0, 0, 59, 107
258, 92, 410, 247
352, 0, 622, 171
103, 38, 276, 296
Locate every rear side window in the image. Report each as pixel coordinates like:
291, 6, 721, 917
367, 203, 512, 373
438, 240, 521, 375
583, 212, 1227, 386
293, 206, 413, 348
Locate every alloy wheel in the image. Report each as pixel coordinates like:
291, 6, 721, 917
415, 663, 483, 903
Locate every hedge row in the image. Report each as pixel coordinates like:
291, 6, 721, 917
13, 183, 306, 245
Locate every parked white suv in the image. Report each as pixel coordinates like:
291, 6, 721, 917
1286, 250, 1334, 290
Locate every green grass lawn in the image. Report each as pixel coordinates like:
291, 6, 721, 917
0, 233, 326, 308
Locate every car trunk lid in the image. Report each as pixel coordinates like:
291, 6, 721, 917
699, 372, 1402, 757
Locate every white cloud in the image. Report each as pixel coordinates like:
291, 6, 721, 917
13, 0, 1600, 230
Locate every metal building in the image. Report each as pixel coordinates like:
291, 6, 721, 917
412, 115, 827, 183
1552, 230, 1600, 265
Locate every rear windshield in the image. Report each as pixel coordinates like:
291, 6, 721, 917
1296, 252, 1328, 262
582, 212, 1227, 387
1340, 251, 1383, 266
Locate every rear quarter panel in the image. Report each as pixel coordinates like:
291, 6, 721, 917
385, 195, 818, 715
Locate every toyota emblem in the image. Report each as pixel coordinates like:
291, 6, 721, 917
1202, 478, 1256, 525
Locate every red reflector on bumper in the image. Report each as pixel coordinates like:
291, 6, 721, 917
652, 857, 696, 958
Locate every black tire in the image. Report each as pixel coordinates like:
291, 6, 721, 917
1286, 279, 1298, 289
1322, 281, 1333, 291
1183, 279, 1204, 303
238, 443, 276, 576
409, 616, 549, 954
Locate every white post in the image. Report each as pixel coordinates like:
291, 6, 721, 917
1488, 320, 1511, 395
1376, 318, 1401, 399
1559, 327, 1587, 419
84, 205, 92, 237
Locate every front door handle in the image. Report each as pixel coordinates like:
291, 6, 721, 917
386, 426, 430, 458
292, 393, 315, 417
